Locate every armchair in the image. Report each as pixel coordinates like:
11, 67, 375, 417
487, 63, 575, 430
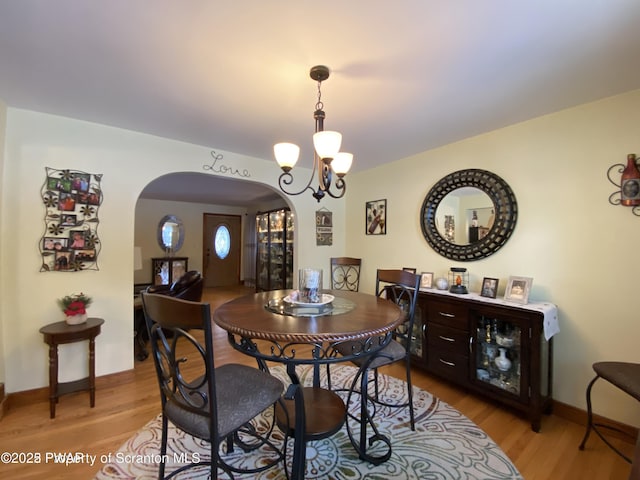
147, 270, 204, 302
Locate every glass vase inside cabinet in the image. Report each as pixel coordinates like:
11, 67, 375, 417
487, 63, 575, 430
255, 208, 294, 291
473, 312, 525, 399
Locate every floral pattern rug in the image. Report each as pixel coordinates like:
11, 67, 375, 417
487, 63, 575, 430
95, 364, 522, 479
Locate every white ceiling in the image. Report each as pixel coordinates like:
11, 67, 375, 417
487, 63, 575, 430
1, 1, 640, 206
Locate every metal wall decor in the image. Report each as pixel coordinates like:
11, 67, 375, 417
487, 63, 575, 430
315, 208, 333, 246
607, 153, 640, 215
40, 168, 102, 271
420, 169, 517, 261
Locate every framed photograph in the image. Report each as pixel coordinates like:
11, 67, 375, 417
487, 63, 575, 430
45, 237, 69, 251
366, 199, 386, 235
54, 251, 71, 271
74, 249, 96, 262
71, 173, 90, 192
58, 192, 76, 211
69, 230, 87, 249
480, 277, 499, 299
47, 176, 71, 192
420, 272, 434, 289
61, 214, 77, 227
504, 276, 533, 304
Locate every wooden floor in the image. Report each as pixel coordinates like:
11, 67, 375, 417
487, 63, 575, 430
0, 286, 634, 479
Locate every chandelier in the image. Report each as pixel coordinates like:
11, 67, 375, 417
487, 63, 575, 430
274, 65, 353, 202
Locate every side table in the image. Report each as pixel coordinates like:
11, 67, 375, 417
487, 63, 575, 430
39, 317, 104, 418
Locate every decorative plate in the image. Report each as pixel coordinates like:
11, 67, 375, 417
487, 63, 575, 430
283, 294, 335, 307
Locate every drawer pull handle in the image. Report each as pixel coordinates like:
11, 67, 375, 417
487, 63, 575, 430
439, 358, 455, 367
439, 335, 455, 342
439, 311, 455, 318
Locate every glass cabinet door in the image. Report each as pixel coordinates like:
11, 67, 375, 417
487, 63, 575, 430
256, 213, 269, 291
472, 312, 527, 400
410, 301, 424, 358
284, 210, 294, 288
255, 208, 294, 291
268, 211, 284, 288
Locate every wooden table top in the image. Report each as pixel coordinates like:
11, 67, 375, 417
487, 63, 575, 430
39, 317, 104, 335
213, 290, 403, 344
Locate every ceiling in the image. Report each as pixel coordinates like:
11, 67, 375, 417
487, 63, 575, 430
1, 1, 640, 206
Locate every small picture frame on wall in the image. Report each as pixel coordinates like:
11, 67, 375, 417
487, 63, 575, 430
420, 272, 434, 289
480, 277, 499, 299
504, 276, 533, 304
366, 199, 386, 235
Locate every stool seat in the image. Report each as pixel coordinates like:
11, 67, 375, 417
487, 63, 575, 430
593, 362, 640, 402
579, 361, 640, 463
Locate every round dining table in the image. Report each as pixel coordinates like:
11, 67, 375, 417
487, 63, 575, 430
213, 289, 404, 480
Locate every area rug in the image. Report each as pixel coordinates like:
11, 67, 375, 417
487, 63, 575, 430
95, 364, 522, 479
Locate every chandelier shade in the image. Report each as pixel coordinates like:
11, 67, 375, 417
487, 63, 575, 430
274, 65, 352, 202
331, 152, 353, 176
274, 143, 300, 172
312, 131, 342, 159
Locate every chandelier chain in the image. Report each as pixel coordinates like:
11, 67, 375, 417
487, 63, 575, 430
315, 80, 324, 112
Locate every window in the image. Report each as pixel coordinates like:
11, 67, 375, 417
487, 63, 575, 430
214, 225, 231, 259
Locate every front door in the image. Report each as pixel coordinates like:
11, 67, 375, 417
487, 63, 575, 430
203, 214, 241, 287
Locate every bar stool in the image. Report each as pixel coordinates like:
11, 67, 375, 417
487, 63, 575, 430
579, 361, 640, 463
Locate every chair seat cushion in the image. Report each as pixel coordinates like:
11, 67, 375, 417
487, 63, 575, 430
166, 364, 283, 440
593, 362, 640, 402
335, 339, 406, 369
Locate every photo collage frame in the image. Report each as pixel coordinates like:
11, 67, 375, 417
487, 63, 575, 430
40, 167, 102, 272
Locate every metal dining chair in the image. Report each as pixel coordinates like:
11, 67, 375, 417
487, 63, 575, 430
335, 269, 421, 431
579, 361, 640, 463
141, 293, 285, 479
330, 257, 362, 292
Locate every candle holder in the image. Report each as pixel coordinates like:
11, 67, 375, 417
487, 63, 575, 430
448, 267, 469, 294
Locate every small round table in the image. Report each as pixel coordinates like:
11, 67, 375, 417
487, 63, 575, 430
39, 317, 104, 418
214, 290, 403, 480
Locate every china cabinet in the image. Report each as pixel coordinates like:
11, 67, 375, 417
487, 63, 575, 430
255, 208, 294, 291
410, 289, 556, 432
152, 257, 188, 286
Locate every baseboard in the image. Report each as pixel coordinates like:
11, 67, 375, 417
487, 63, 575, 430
0, 383, 7, 421
553, 400, 638, 442
5, 368, 136, 412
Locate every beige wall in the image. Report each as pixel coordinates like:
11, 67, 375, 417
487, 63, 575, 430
0, 99, 6, 386
347, 89, 640, 426
2, 89, 639, 428
0, 108, 347, 394
134, 196, 290, 286
134, 198, 249, 285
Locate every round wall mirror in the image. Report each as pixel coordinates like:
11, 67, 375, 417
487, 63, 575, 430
420, 169, 517, 261
157, 214, 185, 254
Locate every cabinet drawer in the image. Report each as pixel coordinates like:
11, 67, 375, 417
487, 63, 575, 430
427, 350, 468, 384
428, 300, 468, 329
427, 323, 468, 356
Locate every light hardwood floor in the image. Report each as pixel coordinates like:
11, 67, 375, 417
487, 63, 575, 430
0, 286, 634, 479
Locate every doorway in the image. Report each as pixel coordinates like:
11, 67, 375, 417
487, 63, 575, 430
203, 214, 242, 287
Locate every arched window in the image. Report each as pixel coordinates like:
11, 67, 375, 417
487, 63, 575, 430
214, 225, 231, 259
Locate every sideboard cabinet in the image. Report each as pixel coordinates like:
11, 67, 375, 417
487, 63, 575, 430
410, 289, 556, 432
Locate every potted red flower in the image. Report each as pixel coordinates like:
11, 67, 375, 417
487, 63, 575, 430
58, 293, 92, 325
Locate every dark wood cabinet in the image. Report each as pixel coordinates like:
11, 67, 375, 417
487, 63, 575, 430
410, 289, 556, 432
255, 208, 294, 291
